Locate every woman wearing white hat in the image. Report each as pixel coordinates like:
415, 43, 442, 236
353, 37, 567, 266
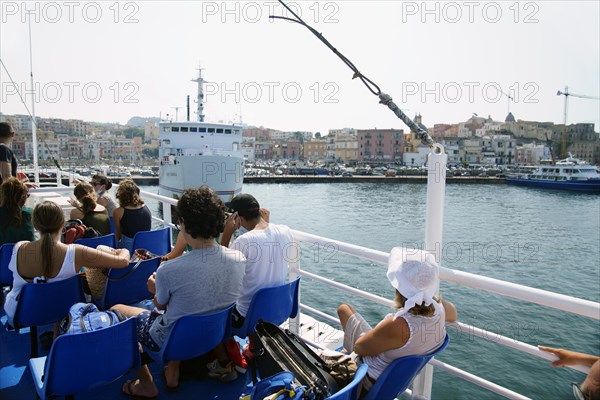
337, 248, 457, 391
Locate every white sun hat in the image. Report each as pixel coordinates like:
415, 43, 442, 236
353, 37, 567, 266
387, 248, 440, 318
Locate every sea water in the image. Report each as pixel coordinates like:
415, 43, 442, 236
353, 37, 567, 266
141, 182, 599, 399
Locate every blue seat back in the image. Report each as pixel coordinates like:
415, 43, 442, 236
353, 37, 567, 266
362, 334, 449, 400
100, 257, 161, 308
75, 233, 116, 249
0, 243, 15, 286
42, 318, 139, 396
233, 277, 300, 338
328, 364, 368, 400
13, 274, 86, 328
153, 304, 234, 362
131, 227, 171, 256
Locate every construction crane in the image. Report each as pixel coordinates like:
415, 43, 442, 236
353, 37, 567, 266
499, 89, 514, 115
556, 86, 600, 157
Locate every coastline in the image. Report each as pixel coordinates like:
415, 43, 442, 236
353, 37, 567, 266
45, 175, 506, 186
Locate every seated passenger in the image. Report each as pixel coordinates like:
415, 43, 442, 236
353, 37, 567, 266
337, 248, 456, 392
69, 181, 111, 236
221, 194, 292, 333
3, 201, 130, 327
0, 177, 35, 247
91, 174, 117, 216
113, 179, 151, 252
112, 186, 245, 398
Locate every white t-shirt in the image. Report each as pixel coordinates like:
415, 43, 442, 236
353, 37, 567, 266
231, 223, 294, 317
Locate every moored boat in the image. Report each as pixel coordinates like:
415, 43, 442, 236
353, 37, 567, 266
506, 154, 600, 192
158, 69, 244, 202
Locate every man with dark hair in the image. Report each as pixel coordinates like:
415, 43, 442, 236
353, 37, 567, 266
0, 122, 17, 183
220, 193, 294, 345
112, 186, 246, 397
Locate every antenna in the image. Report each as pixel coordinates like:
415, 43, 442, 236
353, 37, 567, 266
191, 66, 206, 122
171, 106, 183, 122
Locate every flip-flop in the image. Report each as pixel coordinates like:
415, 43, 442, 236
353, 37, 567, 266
162, 366, 180, 391
121, 380, 157, 400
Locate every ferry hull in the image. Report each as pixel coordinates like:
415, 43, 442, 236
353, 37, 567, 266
158, 155, 244, 202
506, 177, 600, 192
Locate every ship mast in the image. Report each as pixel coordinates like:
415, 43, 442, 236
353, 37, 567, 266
191, 67, 205, 122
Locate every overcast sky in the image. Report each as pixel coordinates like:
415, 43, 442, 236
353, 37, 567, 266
1, 1, 598, 134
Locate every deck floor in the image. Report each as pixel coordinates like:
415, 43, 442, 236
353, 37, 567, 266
0, 298, 344, 399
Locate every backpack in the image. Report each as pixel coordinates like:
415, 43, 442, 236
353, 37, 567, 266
58, 302, 126, 335
254, 321, 338, 400
239, 371, 306, 400
62, 219, 100, 244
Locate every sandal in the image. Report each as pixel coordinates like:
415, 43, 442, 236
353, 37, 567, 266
162, 366, 180, 391
121, 380, 157, 400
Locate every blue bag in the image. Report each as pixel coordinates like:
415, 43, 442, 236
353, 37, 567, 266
240, 371, 306, 400
58, 302, 126, 335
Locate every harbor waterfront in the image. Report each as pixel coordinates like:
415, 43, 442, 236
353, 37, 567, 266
138, 182, 598, 399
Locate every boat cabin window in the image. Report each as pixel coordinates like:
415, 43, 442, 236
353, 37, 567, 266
199, 128, 206, 133
216, 128, 224, 133
208, 128, 215, 133
180, 127, 189, 132
172, 127, 180, 132
234, 130, 240, 134
225, 129, 232, 134
162, 139, 171, 145
190, 127, 197, 132
163, 127, 171, 132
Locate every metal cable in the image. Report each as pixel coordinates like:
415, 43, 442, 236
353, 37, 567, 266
271, 0, 435, 147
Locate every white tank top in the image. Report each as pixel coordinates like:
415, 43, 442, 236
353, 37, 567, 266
3, 241, 78, 325
362, 300, 446, 381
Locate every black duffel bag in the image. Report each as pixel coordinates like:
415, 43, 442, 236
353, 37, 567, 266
254, 320, 338, 400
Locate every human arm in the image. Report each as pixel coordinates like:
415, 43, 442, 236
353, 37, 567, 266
162, 233, 186, 261
74, 244, 130, 272
69, 206, 85, 220
0, 161, 11, 181
260, 208, 270, 222
538, 346, 600, 367
113, 207, 124, 240
353, 316, 410, 357
153, 268, 168, 310
442, 298, 458, 322
220, 212, 240, 247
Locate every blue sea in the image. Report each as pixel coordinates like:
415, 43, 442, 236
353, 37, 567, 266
141, 182, 600, 399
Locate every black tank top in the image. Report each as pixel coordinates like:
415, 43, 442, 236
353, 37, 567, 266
120, 205, 152, 238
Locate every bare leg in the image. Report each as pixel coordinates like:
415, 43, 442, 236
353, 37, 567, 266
337, 303, 357, 331
111, 304, 148, 318
164, 360, 180, 388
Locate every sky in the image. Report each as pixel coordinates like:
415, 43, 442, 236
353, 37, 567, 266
1, 1, 599, 135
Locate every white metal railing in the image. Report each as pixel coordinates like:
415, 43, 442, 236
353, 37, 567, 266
26, 183, 598, 399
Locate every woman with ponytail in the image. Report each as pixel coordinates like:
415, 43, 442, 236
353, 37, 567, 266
3, 201, 130, 326
69, 182, 111, 235
0, 177, 35, 246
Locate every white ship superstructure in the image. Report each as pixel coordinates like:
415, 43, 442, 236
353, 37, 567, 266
158, 69, 244, 201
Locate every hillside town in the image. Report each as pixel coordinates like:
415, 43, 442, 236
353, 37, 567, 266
1, 112, 598, 167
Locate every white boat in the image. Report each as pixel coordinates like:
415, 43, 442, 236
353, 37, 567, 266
506, 153, 600, 192
158, 69, 244, 202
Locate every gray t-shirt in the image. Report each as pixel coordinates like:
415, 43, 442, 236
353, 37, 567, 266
149, 245, 245, 346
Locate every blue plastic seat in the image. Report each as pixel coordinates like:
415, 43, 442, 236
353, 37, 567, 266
95, 257, 161, 309
233, 277, 300, 339
12, 274, 86, 357
75, 233, 117, 249
131, 227, 171, 256
29, 318, 140, 400
361, 334, 450, 400
144, 304, 234, 366
328, 363, 368, 400
0, 243, 15, 287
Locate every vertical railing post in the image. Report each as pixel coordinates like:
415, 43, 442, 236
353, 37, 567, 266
162, 199, 172, 229
411, 144, 447, 399
288, 238, 301, 335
